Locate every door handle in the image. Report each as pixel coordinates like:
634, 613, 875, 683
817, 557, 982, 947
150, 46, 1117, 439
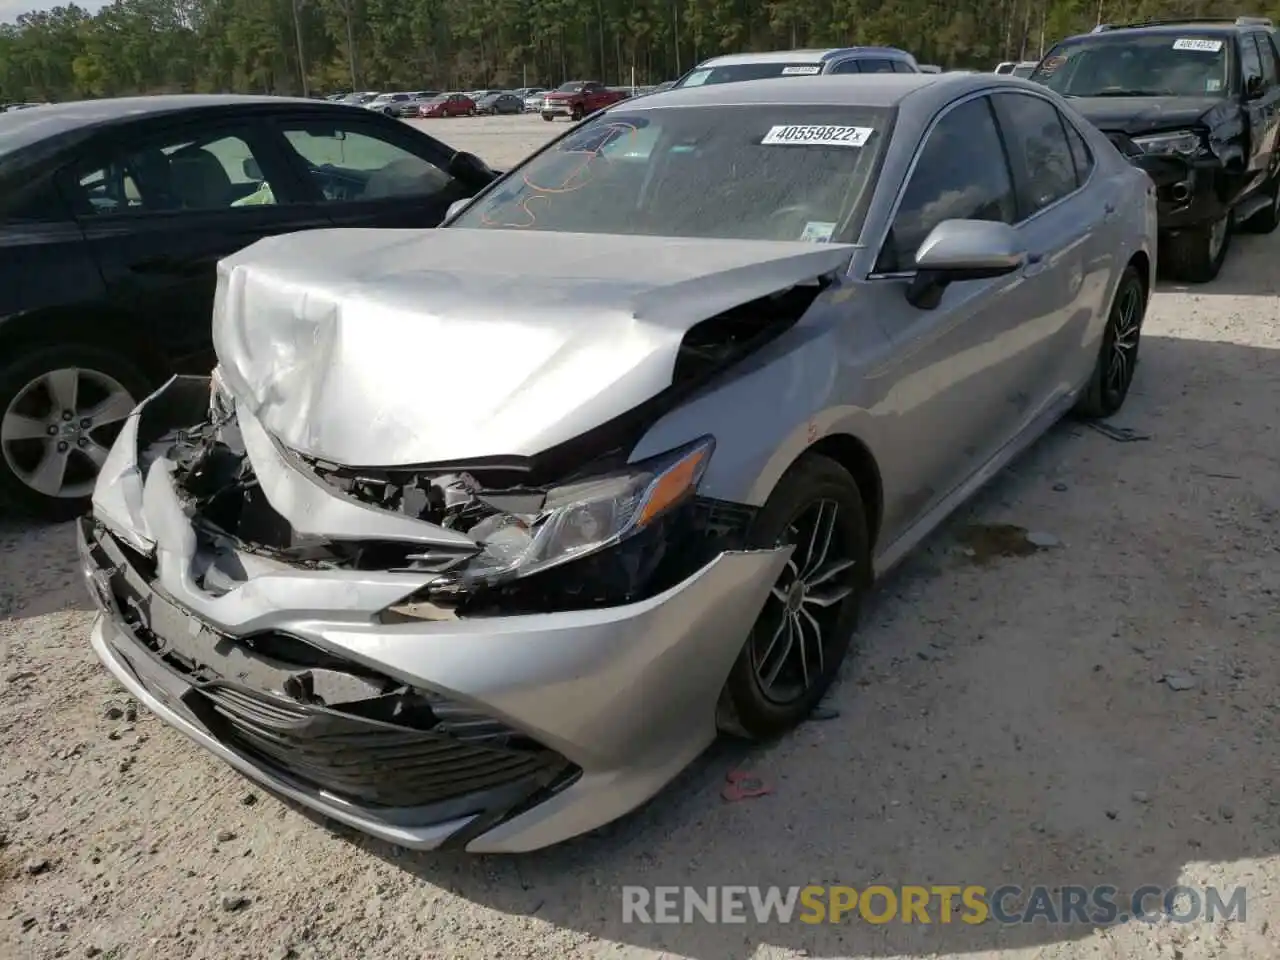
1022, 252, 1046, 276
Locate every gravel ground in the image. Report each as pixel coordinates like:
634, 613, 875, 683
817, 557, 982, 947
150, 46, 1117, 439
3, 113, 1280, 960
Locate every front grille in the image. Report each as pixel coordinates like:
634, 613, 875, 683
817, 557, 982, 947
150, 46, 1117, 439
192, 682, 569, 809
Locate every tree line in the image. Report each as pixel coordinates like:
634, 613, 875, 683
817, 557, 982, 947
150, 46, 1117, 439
0, 0, 1274, 103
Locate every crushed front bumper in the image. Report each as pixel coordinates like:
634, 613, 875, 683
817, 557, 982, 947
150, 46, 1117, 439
81, 377, 789, 853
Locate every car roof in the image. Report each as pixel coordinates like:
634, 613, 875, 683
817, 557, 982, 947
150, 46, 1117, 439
620, 72, 956, 110
1071, 20, 1255, 40
0, 93, 350, 161
695, 47, 912, 68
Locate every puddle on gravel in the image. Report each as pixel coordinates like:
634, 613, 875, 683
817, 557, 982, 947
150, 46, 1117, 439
955, 523, 1042, 565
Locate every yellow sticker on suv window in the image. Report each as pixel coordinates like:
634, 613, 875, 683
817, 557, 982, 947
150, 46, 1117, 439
1172, 38, 1223, 52
760, 124, 873, 147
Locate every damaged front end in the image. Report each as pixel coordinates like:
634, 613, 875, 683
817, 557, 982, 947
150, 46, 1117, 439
82, 373, 791, 852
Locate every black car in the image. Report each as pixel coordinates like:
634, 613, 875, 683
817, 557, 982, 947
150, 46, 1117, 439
0, 95, 496, 518
476, 92, 524, 115
1033, 16, 1280, 281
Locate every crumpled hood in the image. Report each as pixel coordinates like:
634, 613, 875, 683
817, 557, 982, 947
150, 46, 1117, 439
1069, 96, 1221, 136
212, 227, 853, 467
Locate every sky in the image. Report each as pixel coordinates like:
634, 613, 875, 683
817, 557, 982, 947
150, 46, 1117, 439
1, 0, 107, 25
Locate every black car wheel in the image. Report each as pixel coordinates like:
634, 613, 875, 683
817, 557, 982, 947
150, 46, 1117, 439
1074, 265, 1146, 420
541, 113, 553, 121
571, 105, 585, 121
717, 454, 869, 740
1164, 209, 1232, 283
0, 344, 149, 520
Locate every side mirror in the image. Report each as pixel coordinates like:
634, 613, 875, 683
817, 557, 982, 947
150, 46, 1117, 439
905, 219, 1026, 310
448, 150, 496, 185
446, 197, 472, 221
1245, 73, 1265, 99
242, 157, 263, 180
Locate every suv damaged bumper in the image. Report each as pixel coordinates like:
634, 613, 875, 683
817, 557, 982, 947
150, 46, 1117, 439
80, 375, 789, 852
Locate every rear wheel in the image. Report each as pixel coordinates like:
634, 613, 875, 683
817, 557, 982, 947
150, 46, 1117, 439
571, 104, 584, 121
1074, 265, 1146, 419
717, 454, 869, 740
1163, 209, 1232, 283
0, 344, 149, 520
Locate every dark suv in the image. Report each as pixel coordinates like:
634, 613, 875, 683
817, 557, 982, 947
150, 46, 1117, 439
1032, 17, 1280, 281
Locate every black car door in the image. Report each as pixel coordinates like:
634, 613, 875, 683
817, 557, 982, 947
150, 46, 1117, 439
1251, 31, 1280, 175
1237, 33, 1272, 183
265, 112, 480, 230
59, 116, 329, 365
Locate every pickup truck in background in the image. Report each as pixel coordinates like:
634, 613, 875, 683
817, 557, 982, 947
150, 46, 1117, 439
540, 81, 630, 121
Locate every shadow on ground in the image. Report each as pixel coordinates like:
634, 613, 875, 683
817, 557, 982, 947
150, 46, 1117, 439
301, 331, 1280, 958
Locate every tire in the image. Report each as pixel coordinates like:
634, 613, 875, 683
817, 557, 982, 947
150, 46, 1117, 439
1074, 265, 1147, 420
467, 108, 476, 117
0, 343, 151, 521
571, 105, 584, 121
541, 113, 553, 121
716, 454, 870, 740
1163, 209, 1232, 283
1243, 171, 1280, 234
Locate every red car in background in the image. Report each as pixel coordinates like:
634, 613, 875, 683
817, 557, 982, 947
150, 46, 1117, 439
417, 93, 476, 118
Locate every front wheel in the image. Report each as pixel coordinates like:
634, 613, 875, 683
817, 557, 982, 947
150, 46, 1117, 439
716, 454, 869, 740
540, 112, 553, 121
1163, 210, 1232, 283
0, 343, 149, 520
570, 105, 584, 121
1074, 265, 1147, 419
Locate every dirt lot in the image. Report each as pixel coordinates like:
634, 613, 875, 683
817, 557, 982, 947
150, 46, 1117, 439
3, 113, 1280, 960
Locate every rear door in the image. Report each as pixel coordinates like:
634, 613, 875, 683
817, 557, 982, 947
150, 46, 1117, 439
267, 112, 480, 230
60, 116, 327, 365
989, 90, 1104, 419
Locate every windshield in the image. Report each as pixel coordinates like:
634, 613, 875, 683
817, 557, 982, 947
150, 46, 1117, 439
453, 104, 893, 243
556, 82, 586, 92
674, 61, 826, 88
1032, 33, 1231, 97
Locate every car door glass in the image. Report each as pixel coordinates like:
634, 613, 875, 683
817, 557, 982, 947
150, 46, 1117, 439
1253, 35, 1277, 87
991, 92, 1078, 216
1240, 35, 1264, 88
891, 61, 915, 73
74, 132, 278, 214
1062, 118, 1094, 186
282, 124, 453, 201
877, 96, 1016, 273
859, 59, 896, 73
829, 59, 861, 74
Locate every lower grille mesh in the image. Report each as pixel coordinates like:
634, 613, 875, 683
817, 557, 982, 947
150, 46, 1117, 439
193, 683, 567, 809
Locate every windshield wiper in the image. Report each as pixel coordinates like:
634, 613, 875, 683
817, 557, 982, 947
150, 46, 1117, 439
1084, 88, 1172, 98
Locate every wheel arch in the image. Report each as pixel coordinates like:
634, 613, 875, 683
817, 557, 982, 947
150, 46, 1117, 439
0, 307, 171, 384
768, 432, 885, 553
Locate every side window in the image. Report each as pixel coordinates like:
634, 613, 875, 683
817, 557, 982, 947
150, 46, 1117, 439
877, 96, 1016, 273
1240, 35, 1264, 85
991, 92, 1079, 216
859, 59, 896, 74
1253, 35, 1278, 87
829, 59, 861, 75
1062, 117, 1095, 186
891, 61, 915, 73
72, 130, 280, 215
280, 122, 453, 202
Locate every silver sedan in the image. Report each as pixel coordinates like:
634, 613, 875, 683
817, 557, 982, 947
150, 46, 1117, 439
81, 73, 1155, 853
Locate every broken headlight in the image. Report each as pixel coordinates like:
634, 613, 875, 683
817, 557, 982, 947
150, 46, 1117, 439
209, 365, 235, 422
1131, 130, 1203, 157
444, 436, 714, 588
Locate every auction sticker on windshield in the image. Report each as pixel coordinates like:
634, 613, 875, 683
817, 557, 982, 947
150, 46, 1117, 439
1172, 38, 1223, 52
781, 65, 823, 75
761, 125, 873, 147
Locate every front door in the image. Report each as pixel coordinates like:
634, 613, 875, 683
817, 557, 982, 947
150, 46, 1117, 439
62, 119, 329, 365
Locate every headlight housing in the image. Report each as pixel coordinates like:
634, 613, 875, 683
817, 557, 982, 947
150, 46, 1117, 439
1131, 130, 1203, 157
438, 436, 714, 589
